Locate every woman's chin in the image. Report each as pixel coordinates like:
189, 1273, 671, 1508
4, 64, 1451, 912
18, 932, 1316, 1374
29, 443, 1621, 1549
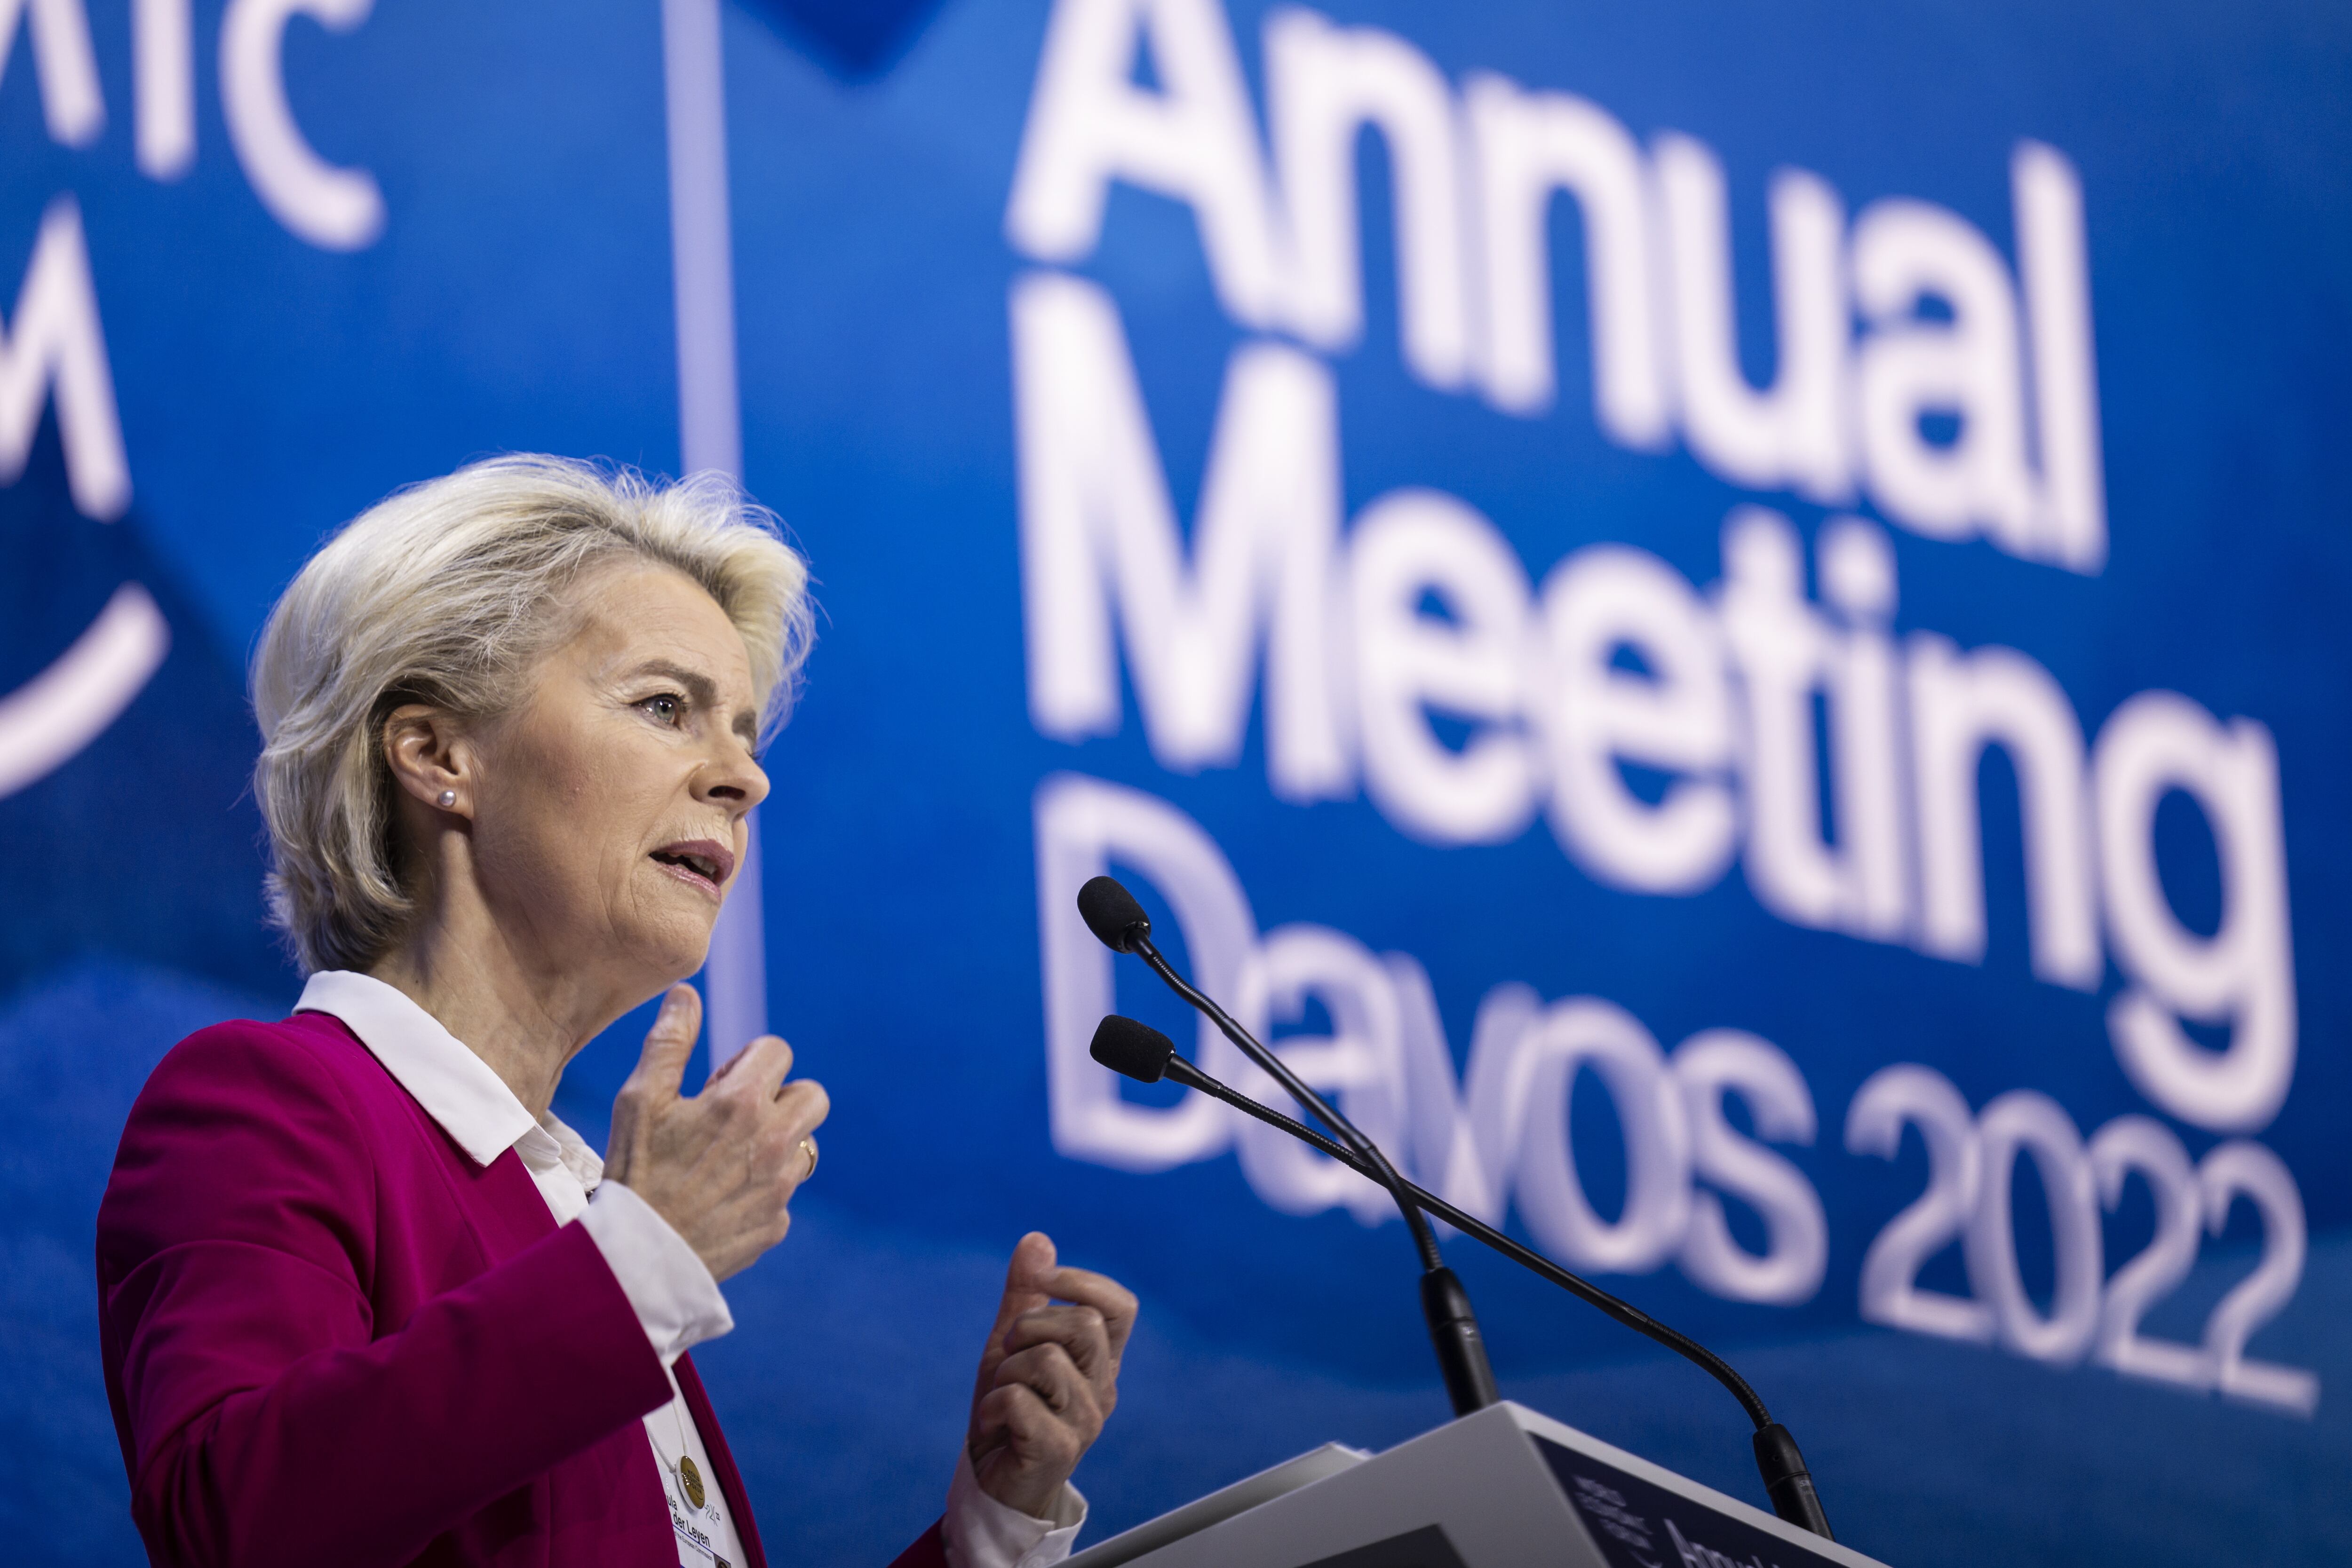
657, 940, 716, 990
613, 919, 717, 995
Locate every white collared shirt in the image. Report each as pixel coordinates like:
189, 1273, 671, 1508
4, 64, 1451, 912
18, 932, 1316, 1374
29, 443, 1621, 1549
297, 970, 1084, 1568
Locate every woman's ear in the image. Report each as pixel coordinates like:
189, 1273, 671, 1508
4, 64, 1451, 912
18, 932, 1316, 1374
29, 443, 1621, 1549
382, 705, 474, 818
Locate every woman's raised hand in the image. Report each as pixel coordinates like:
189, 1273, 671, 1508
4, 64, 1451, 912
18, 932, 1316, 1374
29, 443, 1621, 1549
966, 1233, 1139, 1519
603, 984, 828, 1282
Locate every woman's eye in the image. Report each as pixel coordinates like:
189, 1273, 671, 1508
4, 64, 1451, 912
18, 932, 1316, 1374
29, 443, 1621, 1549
641, 694, 684, 724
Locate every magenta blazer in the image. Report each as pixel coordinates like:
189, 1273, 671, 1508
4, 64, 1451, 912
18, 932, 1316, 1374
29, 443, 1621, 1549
97, 1012, 950, 1568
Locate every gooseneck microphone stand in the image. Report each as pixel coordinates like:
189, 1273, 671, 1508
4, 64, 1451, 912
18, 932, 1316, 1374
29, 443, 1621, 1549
1088, 1014, 1832, 1538
1077, 878, 1833, 1541
1076, 878, 1501, 1418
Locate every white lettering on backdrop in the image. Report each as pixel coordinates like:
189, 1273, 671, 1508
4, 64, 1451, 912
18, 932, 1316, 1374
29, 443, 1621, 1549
0, 0, 106, 150
0, 0, 381, 793
1035, 774, 2316, 1412
221, 0, 385, 250
0, 197, 158, 800
1009, 268, 2293, 1138
0, 196, 127, 519
1007, 0, 2108, 569
1006, 0, 2312, 1410
1, 0, 384, 245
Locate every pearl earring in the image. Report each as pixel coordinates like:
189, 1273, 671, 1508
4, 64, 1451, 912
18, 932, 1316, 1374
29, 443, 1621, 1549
437, 790, 456, 808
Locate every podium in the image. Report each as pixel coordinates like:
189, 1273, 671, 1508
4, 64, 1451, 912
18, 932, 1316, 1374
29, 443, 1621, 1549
1067, 1402, 1893, 1568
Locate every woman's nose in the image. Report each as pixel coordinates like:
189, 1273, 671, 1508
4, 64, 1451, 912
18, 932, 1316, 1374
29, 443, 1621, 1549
698, 738, 770, 809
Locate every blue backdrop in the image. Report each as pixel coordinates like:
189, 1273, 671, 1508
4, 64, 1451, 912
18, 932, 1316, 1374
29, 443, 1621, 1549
5, 1, 2349, 1563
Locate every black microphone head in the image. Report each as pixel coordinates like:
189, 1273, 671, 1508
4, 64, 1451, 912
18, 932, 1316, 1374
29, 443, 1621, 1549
1077, 875, 1152, 953
1089, 1014, 1177, 1084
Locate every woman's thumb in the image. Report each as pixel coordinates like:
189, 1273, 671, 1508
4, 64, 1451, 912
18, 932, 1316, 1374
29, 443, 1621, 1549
628, 984, 703, 1096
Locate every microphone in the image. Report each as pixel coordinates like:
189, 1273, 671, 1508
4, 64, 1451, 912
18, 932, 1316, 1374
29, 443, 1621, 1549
1080, 910, 1835, 1541
1077, 876, 1153, 954
1087, 1013, 1184, 1083
1077, 879, 1498, 1419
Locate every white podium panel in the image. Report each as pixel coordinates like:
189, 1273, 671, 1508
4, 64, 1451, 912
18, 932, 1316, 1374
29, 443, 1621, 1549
1068, 1402, 1894, 1568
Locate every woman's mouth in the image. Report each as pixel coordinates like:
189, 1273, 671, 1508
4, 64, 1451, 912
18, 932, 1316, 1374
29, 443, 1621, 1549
650, 839, 735, 899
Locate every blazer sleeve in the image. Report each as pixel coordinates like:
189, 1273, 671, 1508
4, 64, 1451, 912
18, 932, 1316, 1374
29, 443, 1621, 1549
888, 1521, 949, 1568
96, 1022, 674, 1568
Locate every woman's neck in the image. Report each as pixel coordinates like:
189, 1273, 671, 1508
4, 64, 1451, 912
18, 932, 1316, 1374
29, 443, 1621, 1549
366, 890, 621, 1122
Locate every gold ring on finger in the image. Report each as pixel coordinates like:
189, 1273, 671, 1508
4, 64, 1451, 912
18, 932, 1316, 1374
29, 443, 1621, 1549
798, 1136, 819, 1180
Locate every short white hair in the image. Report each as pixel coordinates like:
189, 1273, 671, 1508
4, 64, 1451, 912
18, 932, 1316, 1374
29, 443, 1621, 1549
252, 454, 814, 974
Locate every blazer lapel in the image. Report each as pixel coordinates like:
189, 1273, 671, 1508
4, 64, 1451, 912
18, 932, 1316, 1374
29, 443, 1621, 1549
676, 1353, 768, 1568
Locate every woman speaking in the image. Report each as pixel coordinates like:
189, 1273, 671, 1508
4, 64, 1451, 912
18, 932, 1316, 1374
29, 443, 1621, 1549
95, 456, 1136, 1567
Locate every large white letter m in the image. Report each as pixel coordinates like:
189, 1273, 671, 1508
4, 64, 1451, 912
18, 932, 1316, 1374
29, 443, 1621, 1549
0, 196, 129, 521
1010, 270, 1349, 803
